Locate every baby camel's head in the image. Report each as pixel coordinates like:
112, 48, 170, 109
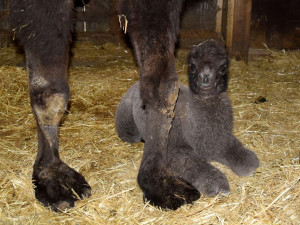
188, 40, 229, 98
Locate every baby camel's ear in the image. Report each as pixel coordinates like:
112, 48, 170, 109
188, 46, 199, 62
219, 57, 229, 66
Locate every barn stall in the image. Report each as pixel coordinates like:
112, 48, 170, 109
0, 0, 299, 224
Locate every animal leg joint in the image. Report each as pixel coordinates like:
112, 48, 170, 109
33, 93, 67, 126
33, 92, 68, 148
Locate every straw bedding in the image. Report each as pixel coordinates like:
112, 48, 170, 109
0, 42, 299, 224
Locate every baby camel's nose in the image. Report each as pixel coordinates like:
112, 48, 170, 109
200, 66, 213, 84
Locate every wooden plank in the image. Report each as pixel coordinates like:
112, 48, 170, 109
231, 0, 252, 61
226, 0, 252, 61
0, 11, 10, 46
226, 0, 234, 55
109, 0, 120, 34
216, 0, 224, 34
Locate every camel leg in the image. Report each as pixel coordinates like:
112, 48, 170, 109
118, 0, 200, 209
10, 0, 91, 211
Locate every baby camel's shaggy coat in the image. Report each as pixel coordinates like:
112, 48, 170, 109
115, 40, 259, 196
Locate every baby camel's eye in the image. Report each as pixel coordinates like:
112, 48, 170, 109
189, 64, 196, 73
219, 65, 227, 74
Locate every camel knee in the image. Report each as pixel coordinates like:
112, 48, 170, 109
33, 92, 68, 127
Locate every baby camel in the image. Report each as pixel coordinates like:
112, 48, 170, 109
115, 40, 259, 197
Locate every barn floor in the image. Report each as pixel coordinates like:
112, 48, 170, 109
0, 42, 299, 224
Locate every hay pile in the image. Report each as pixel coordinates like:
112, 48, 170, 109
0, 42, 299, 224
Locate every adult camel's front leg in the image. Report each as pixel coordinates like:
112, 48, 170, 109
10, 0, 91, 211
118, 0, 200, 209
28, 53, 91, 211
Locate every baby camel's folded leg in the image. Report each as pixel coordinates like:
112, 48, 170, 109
115, 84, 142, 143
169, 149, 230, 197
216, 138, 259, 177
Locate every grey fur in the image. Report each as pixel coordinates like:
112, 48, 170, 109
115, 40, 259, 196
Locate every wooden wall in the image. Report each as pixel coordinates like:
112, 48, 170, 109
2, 0, 298, 60
0, 0, 9, 47
0, 0, 252, 61
226, 0, 252, 61
75, 0, 110, 33
251, 0, 300, 49
181, 0, 217, 31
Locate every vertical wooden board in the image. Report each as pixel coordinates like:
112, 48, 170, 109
75, 0, 110, 33
181, 0, 217, 31
0, 0, 8, 11
226, 0, 234, 54
216, 0, 224, 34
232, 0, 252, 61
0, 0, 9, 47
109, 0, 120, 34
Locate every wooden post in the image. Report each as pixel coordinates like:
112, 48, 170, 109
109, 0, 120, 35
226, 0, 252, 62
0, 1, 10, 47
216, 0, 224, 34
226, 0, 234, 54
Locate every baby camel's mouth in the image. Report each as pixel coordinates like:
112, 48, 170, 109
199, 82, 215, 91
199, 74, 216, 91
